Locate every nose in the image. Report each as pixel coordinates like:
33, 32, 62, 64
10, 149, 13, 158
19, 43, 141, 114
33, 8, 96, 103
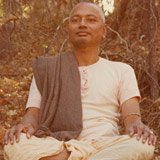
79, 18, 87, 28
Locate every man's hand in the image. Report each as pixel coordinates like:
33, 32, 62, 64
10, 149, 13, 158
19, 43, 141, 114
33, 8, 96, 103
3, 107, 39, 145
125, 118, 157, 146
121, 97, 157, 146
3, 123, 35, 145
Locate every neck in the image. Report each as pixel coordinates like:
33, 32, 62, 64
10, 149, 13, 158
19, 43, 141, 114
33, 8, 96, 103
73, 46, 99, 66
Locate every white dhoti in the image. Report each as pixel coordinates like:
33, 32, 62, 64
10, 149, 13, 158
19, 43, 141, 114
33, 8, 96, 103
3, 133, 154, 160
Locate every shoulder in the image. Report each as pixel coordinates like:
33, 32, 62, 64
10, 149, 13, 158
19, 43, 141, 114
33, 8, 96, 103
32, 52, 69, 65
33, 54, 59, 62
100, 58, 134, 73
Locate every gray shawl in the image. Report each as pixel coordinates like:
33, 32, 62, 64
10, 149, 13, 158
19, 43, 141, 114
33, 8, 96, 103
32, 52, 83, 141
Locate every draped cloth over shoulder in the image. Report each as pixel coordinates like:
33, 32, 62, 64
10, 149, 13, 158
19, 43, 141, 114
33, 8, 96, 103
32, 52, 83, 141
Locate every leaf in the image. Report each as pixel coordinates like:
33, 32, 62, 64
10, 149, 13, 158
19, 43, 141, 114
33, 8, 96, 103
0, 99, 7, 106
0, 89, 5, 97
7, 110, 17, 116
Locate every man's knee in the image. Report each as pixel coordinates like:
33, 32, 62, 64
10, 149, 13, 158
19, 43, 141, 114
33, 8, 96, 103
129, 136, 154, 159
3, 133, 66, 160
3, 133, 29, 159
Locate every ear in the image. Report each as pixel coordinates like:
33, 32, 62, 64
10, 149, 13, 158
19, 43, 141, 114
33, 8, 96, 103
102, 24, 107, 39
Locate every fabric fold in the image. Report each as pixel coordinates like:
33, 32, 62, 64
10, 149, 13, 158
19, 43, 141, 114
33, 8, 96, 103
32, 52, 83, 141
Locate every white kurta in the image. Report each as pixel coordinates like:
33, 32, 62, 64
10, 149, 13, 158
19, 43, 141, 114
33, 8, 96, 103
4, 58, 154, 160
26, 57, 140, 140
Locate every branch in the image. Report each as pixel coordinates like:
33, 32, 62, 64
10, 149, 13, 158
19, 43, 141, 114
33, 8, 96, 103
59, 38, 68, 53
45, 17, 69, 55
107, 25, 129, 51
135, 0, 148, 11
45, 25, 61, 55
62, 17, 69, 23
0, 16, 18, 27
143, 66, 160, 89
148, 0, 158, 45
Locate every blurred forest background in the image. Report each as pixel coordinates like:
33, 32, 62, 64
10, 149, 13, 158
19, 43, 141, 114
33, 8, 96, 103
0, 0, 160, 159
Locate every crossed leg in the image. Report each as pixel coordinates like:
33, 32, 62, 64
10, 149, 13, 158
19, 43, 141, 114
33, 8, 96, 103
89, 135, 155, 160
3, 134, 155, 160
3, 133, 95, 160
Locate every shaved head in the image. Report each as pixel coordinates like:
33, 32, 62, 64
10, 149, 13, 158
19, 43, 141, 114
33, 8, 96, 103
68, 1, 107, 48
70, 2, 105, 24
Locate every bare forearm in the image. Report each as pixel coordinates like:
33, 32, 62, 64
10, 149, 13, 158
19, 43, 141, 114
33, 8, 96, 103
121, 97, 156, 146
21, 107, 40, 128
121, 97, 141, 128
3, 107, 40, 145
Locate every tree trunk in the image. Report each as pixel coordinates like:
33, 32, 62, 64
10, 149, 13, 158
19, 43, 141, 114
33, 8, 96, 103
109, 0, 130, 39
149, 41, 159, 100
147, 0, 160, 100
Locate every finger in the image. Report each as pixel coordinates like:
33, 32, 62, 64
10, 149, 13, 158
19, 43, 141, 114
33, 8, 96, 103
15, 124, 24, 143
8, 127, 16, 145
136, 125, 144, 141
15, 131, 21, 143
153, 135, 157, 146
126, 123, 138, 137
147, 131, 157, 146
148, 133, 154, 145
3, 130, 10, 145
128, 126, 135, 137
22, 126, 28, 133
141, 126, 151, 144
26, 126, 35, 139
142, 130, 150, 144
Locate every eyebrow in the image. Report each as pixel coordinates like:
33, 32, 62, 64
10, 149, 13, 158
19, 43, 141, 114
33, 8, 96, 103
70, 14, 99, 19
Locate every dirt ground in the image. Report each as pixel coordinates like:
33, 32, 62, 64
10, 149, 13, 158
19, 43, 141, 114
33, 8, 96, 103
0, 54, 160, 159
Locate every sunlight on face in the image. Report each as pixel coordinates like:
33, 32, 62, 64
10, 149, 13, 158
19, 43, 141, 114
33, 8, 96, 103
68, 3, 107, 47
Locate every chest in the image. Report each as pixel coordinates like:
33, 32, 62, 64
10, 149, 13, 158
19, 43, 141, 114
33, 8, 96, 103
79, 67, 120, 105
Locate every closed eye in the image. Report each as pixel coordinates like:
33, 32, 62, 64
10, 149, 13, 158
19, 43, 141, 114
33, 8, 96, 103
71, 19, 78, 23
88, 18, 96, 22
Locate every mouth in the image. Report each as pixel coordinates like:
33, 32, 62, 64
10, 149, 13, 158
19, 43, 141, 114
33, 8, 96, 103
76, 31, 90, 36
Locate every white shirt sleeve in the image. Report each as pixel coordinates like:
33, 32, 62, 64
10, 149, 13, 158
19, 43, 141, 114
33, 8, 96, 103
26, 76, 42, 109
118, 65, 141, 106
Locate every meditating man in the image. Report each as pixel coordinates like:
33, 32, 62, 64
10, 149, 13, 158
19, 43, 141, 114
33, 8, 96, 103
3, 2, 156, 160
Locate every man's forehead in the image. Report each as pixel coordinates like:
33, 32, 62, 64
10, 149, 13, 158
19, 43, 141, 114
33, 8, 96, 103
70, 3, 101, 17
69, 2, 105, 23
